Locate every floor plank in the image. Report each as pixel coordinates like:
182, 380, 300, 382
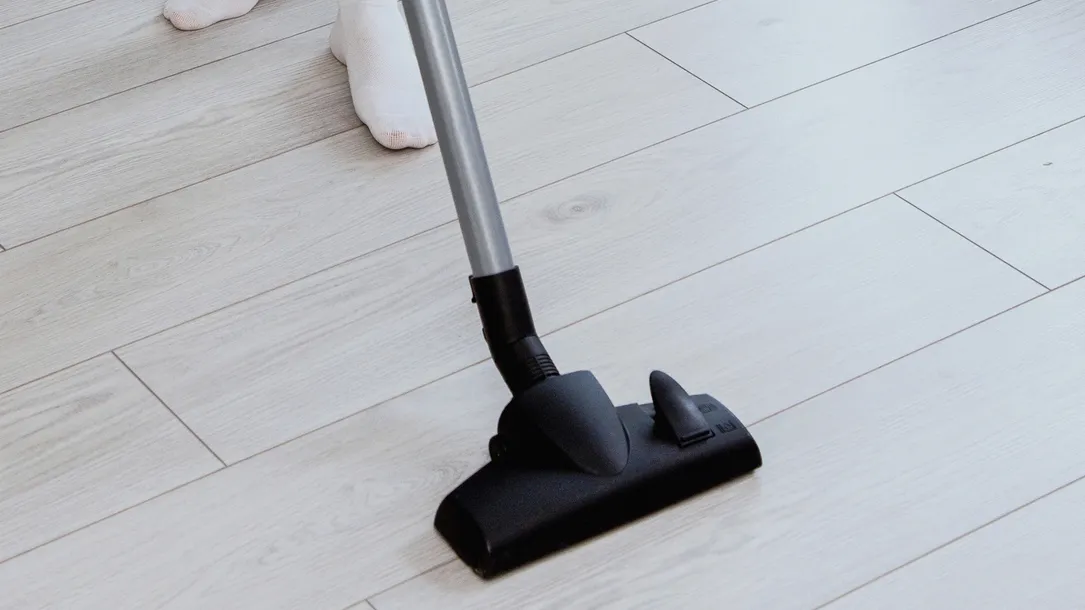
3, 0, 1085, 605
0, 26, 357, 247
901, 117, 1085, 289
114, 34, 740, 461
0, 0, 713, 245
0, 0, 88, 29
112, 0, 1085, 460
0, 34, 734, 398
371, 259, 1085, 610
0, 195, 1042, 610
537, 196, 1040, 414
0, 0, 337, 132
498, 0, 1085, 320
118, 225, 481, 463
448, 0, 709, 84
825, 477, 1085, 610
633, 0, 1028, 104
631, 0, 1031, 106
0, 0, 701, 134
121, 175, 1040, 465
0, 355, 221, 564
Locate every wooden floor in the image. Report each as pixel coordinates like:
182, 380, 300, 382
2, 0, 1085, 607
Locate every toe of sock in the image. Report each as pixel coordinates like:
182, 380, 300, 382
373, 130, 435, 150
367, 117, 438, 150
163, 5, 215, 30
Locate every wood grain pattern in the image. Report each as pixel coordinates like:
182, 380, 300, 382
0, 35, 732, 399
0, 0, 716, 243
3, 0, 1085, 606
902, 117, 1085, 289
825, 477, 1085, 610
0, 0, 88, 29
499, 0, 1085, 328
0, 0, 337, 132
0, 26, 357, 247
121, 186, 1038, 465
538, 196, 1040, 415
0, 355, 220, 564
371, 254, 1085, 610
110, 34, 735, 463
447, 0, 709, 84
113, 0, 1085, 461
0, 367, 496, 610
0, 0, 702, 133
0, 195, 1042, 610
118, 226, 481, 464
632, 0, 1031, 105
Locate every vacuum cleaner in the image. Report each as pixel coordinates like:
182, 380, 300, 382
402, 0, 764, 579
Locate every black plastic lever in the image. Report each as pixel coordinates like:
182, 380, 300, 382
650, 371, 714, 448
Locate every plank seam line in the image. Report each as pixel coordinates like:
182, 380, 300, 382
3, 229, 1080, 584
0, 0, 97, 32
740, 0, 1044, 108
3, 96, 1085, 425
812, 474, 1085, 609
340, 274, 1085, 603
112, 351, 228, 467
895, 192, 1050, 290
1, 0, 1046, 249
0, 0, 720, 137
625, 32, 747, 108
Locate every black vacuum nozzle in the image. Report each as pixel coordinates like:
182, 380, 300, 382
495, 370, 629, 476
404, 0, 761, 579
434, 370, 762, 578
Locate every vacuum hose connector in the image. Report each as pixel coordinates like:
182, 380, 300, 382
470, 267, 559, 395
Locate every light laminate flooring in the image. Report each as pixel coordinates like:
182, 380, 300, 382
2, 0, 1084, 607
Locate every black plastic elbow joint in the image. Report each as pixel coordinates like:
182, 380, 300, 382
470, 267, 559, 395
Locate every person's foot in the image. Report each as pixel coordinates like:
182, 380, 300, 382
330, 0, 438, 150
163, 0, 260, 30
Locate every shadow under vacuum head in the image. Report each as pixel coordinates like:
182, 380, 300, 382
435, 370, 763, 578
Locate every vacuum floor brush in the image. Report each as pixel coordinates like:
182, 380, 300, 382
402, 0, 764, 579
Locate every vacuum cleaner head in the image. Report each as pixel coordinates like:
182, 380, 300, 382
435, 369, 762, 578
399, 0, 761, 579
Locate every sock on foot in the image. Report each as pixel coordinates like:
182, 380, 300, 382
163, 0, 260, 30
330, 0, 438, 150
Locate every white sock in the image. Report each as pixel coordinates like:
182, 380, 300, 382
163, 0, 260, 30
330, 0, 438, 150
